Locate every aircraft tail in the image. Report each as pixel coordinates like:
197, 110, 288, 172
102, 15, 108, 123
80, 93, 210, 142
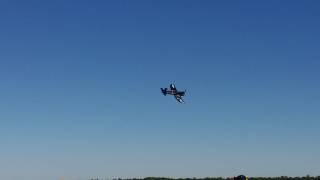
161, 88, 167, 96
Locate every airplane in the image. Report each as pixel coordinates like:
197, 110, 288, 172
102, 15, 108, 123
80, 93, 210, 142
161, 83, 186, 103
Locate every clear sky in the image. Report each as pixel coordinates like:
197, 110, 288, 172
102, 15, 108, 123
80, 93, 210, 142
1, 1, 320, 180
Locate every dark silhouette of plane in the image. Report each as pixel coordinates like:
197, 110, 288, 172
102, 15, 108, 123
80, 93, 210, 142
161, 83, 186, 103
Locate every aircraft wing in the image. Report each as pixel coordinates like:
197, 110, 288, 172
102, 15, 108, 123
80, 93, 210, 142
174, 94, 185, 103
170, 84, 177, 91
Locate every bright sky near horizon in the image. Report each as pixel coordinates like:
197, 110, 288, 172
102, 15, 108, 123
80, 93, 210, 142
0, 1, 320, 180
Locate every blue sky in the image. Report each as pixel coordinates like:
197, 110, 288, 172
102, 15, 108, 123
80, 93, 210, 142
0, 1, 320, 180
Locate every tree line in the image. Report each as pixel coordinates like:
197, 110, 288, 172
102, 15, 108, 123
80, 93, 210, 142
90, 176, 320, 180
